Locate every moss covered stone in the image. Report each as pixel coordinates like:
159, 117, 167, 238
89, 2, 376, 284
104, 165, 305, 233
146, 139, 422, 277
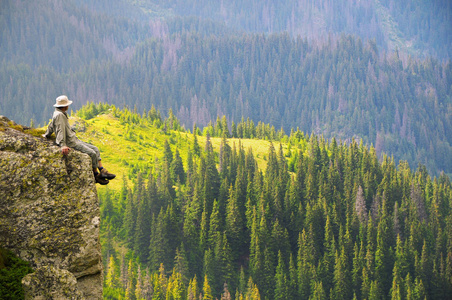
0, 116, 102, 299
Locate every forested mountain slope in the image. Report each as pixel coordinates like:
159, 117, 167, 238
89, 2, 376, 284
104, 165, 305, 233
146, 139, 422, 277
75, 106, 452, 300
78, 0, 452, 59
1, 0, 451, 176
138, 0, 452, 59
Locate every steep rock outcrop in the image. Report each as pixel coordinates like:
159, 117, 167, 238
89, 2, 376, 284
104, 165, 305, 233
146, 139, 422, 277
0, 116, 102, 299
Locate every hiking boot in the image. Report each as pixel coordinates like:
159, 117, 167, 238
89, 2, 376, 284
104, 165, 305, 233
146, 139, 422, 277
99, 168, 116, 180
95, 174, 109, 185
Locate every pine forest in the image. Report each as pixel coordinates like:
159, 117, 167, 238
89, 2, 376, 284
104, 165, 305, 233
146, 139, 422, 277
79, 105, 452, 300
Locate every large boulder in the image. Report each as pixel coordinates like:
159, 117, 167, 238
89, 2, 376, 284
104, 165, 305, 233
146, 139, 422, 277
0, 116, 102, 299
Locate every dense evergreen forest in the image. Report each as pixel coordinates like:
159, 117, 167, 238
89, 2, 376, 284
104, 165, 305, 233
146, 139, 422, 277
95, 106, 452, 299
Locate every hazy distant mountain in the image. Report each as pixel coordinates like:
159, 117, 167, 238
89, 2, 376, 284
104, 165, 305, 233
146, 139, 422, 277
108, 0, 452, 60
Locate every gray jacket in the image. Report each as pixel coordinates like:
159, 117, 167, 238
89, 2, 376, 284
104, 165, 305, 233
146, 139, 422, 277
44, 109, 78, 147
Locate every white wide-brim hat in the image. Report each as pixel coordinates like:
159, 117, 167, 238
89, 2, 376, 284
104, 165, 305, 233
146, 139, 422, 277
54, 95, 73, 107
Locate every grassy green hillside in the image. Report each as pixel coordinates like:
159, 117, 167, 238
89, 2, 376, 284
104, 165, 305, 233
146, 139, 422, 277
71, 106, 297, 191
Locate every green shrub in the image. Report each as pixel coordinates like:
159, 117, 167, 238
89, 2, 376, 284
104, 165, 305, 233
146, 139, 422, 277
0, 248, 34, 300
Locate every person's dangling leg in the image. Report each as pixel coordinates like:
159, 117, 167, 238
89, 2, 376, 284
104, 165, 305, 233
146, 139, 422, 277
73, 141, 110, 185
81, 142, 116, 180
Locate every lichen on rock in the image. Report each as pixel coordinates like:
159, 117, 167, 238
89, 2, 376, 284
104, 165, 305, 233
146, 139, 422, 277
0, 116, 103, 299
22, 266, 85, 300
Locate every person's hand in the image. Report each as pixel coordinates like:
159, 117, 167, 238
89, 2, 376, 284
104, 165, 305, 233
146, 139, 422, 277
61, 146, 71, 155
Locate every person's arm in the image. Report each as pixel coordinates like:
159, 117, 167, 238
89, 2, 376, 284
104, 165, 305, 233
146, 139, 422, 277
42, 120, 54, 138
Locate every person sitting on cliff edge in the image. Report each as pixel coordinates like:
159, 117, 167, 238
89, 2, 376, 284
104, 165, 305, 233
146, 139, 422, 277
43, 95, 115, 185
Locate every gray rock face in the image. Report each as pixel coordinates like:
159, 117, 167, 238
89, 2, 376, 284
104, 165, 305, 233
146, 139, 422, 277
0, 116, 103, 299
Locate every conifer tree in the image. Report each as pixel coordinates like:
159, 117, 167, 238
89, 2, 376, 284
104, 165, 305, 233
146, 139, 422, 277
183, 181, 202, 273
193, 130, 201, 157
119, 254, 128, 290
187, 275, 199, 300
238, 267, 247, 295
270, 219, 290, 264
218, 177, 230, 222
202, 275, 214, 300
245, 277, 261, 300
125, 259, 136, 300
310, 281, 326, 300
365, 215, 377, 281
159, 156, 176, 202
274, 251, 289, 300
219, 232, 235, 293
164, 204, 180, 270
123, 188, 137, 248
147, 173, 160, 219
361, 267, 371, 300
135, 265, 143, 300
305, 159, 318, 203
226, 185, 245, 261
245, 148, 256, 181
102, 224, 115, 266
186, 150, 195, 188
351, 242, 362, 299
142, 268, 152, 300
404, 273, 414, 300
219, 136, 232, 180
171, 148, 186, 184
174, 243, 190, 286
220, 283, 232, 300
167, 271, 185, 300
249, 207, 260, 276
101, 187, 115, 222
203, 248, 217, 295
149, 209, 167, 272
390, 264, 403, 300
333, 247, 352, 300
202, 133, 220, 212
105, 256, 119, 289
231, 121, 237, 138
368, 280, 382, 300
261, 247, 275, 299
321, 215, 336, 296
298, 230, 314, 300
375, 195, 394, 296
200, 204, 209, 252
413, 277, 426, 300
355, 185, 368, 224
134, 185, 152, 263
208, 200, 221, 249
164, 139, 173, 166
419, 240, 430, 287
265, 142, 279, 184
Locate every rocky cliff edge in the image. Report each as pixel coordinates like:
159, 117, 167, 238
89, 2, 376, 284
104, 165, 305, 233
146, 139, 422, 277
0, 116, 102, 299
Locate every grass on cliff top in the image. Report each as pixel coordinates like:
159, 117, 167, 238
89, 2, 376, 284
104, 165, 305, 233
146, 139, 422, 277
0, 118, 45, 137
72, 112, 293, 192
